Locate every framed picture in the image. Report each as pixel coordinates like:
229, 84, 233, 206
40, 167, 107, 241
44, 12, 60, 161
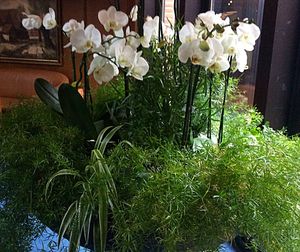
0, 0, 62, 65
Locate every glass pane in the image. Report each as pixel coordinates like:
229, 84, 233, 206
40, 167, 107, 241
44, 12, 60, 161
212, 0, 265, 104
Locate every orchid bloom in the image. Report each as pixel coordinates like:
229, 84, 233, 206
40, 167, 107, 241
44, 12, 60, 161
43, 8, 57, 30
115, 44, 136, 68
22, 13, 42, 30
197, 11, 226, 31
237, 22, 261, 51
234, 47, 248, 72
63, 19, 85, 37
98, 6, 128, 32
127, 52, 149, 80
103, 35, 126, 58
179, 22, 197, 44
209, 56, 230, 73
88, 56, 119, 85
141, 16, 159, 48
69, 24, 101, 53
125, 27, 140, 50
129, 5, 138, 22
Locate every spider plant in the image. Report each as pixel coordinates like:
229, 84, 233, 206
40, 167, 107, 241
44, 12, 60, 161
46, 125, 123, 252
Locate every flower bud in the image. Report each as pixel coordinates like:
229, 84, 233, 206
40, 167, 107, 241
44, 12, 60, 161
199, 40, 210, 52
214, 24, 225, 33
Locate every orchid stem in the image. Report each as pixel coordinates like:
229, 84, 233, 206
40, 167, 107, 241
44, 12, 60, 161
83, 53, 93, 114
182, 64, 194, 147
124, 72, 130, 118
71, 51, 77, 83
207, 73, 213, 139
218, 57, 232, 144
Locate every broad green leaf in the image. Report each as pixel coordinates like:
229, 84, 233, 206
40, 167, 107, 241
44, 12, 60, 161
58, 84, 97, 140
34, 78, 63, 114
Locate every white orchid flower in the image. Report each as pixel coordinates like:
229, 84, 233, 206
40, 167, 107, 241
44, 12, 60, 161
141, 16, 159, 48
115, 44, 136, 68
88, 56, 119, 85
22, 13, 42, 30
178, 43, 193, 63
70, 24, 101, 53
179, 22, 197, 44
128, 51, 149, 80
197, 11, 224, 31
237, 22, 260, 51
63, 19, 84, 37
235, 47, 248, 72
163, 24, 175, 41
209, 56, 230, 73
103, 35, 126, 58
126, 27, 140, 49
221, 34, 239, 56
178, 38, 215, 67
43, 8, 57, 30
98, 6, 128, 32
129, 5, 138, 22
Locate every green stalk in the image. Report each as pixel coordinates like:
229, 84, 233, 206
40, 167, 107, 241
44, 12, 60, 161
75, 57, 84, 90
83, 53, 93, 114
138, 0, 145, 36
182, 64, 194, 147
218, 57, 232, 144
157, 0, 163, 41
207, 73, 213, 139
71, 51, 77, 83
191, 66, 201, 106
115, 0, 120, 11
124, 72, 130, 118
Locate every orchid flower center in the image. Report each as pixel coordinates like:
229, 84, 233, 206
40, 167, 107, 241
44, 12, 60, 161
109, 21, 117, 30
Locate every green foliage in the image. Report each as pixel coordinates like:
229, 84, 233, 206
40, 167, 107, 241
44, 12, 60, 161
58, 84, 97, 140
107, 107, 300, 251
93, 77, 125, 123
126, 42, 190, 144
0, 100, 89, 248
46, 126, 123, 251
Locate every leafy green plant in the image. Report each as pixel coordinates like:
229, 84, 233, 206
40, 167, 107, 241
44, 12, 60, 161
46, 126, 123, 251
106, 107, 300, 251
0, 100, 89, 247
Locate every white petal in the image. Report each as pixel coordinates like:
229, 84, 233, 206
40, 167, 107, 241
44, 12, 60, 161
178, 43, 192, 63
179, 22, 196, 43
70, 29, 87, 53
115, 11, 129, 28
88, 56, 106, 75
49, 8, 55, 19
129, 5, 138, 21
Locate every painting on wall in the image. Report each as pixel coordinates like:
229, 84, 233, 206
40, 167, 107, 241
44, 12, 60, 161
0, 0, 61, 65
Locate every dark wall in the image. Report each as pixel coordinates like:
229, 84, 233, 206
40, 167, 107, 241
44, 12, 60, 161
254, 0, 300, 130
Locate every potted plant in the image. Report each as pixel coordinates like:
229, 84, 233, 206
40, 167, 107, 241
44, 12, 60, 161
0, 2, 299, 252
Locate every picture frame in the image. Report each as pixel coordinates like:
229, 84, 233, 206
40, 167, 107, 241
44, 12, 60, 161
0, 0, 62, 65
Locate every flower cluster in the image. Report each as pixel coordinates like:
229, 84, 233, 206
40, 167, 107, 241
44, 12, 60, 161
62, 6, 151, 84
22, 6, 260, 84
178, 11, 260, 73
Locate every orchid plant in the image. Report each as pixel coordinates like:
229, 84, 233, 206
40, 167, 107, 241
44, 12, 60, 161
22, 5, 260, 147
177, 11, 260, 145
